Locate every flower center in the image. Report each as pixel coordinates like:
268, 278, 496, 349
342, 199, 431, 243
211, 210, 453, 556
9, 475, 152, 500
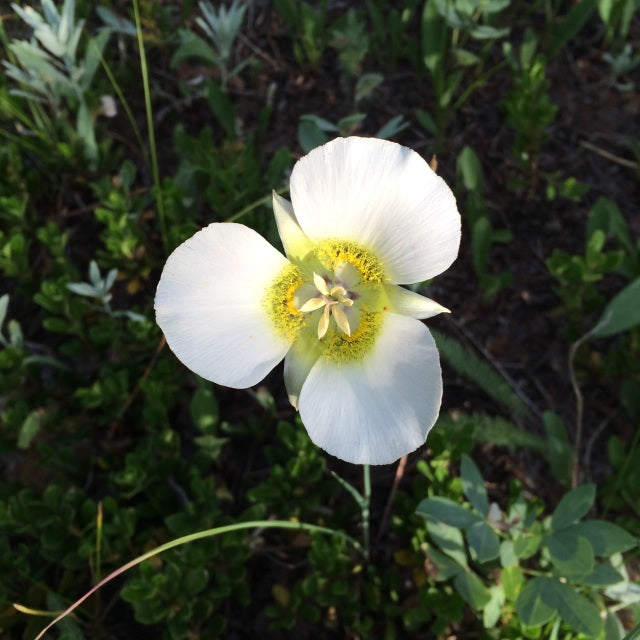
264, 239, 386, 362
297, 272, 355, 339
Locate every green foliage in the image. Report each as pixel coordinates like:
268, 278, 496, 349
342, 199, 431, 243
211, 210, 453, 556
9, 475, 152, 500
547, 228, 624, 332
171, 0, 250, 89
431, 328, 528, 416
1, 1, 638, 638
416, 458, 638, 638
455, 145, 513, 299
502, 33, 557, 173
3, 0, 111, 167
419, 0, 511, 142
297, 113, 409, 153
273, 0, 329, 69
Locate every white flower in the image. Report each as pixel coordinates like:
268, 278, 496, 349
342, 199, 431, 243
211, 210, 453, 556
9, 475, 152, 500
155, 137, 461, 465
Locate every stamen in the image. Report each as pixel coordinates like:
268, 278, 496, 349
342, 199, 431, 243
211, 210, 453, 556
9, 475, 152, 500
331, 305, 351, 336
297, 269, 358, 340
313, 272, 330, 296
318, 305, 331, 339
298, 297, 325, 313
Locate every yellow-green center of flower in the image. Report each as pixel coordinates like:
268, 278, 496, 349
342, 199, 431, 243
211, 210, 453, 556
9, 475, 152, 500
298, 272, 354, 339
265, 239, 387, 363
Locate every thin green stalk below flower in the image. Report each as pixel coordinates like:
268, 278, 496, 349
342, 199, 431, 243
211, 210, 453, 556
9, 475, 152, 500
132, 0, 167, 253
362, 463, 371, 557
29, 519, 362, 639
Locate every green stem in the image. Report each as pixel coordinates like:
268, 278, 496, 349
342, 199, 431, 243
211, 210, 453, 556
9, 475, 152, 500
225, 186, 289, 223
132, 0, 167, 253
92, 40, 147, 163
362, 463, 371, 557
33, 519, 361, 640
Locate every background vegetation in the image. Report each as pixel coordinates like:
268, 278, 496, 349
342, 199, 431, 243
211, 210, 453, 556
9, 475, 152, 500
1, 0, 639, 638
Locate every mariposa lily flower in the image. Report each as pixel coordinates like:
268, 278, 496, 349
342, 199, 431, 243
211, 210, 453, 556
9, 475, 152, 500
155, 137, 460, 465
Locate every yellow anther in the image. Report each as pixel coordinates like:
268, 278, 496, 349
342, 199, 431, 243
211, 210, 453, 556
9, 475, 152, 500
331, 304, 351, 336
313, 272, 330, 296
318, 305, 331, 339
298, 297, 325, 313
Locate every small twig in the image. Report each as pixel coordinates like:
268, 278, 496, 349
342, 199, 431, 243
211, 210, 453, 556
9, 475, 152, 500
374, 455, 407, 549
579, 140, 637, 169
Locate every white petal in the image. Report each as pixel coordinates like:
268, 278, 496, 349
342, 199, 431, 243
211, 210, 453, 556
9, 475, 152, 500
272, 191, 313, 262
298, 313, 442, 465
290, 137, 461, 284
155, 223, 291, 388
384, 284, 450, 318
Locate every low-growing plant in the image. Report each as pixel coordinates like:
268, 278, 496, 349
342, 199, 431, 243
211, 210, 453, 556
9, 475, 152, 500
456, 145, 513, 300
171, 0, 251, 90
2, 0, 111, 166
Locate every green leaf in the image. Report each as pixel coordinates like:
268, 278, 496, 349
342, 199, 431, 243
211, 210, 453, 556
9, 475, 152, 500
594, 277, 640, 337
171, 30, 219, 68
566, 520, 637, 556
549, 0, 598, 59
76, 100, 97, 164
0, 294, 10, 334
499, 540, 518, 567
581, 561, 624, 587
425, 519, 468, 567
542, 411, 572, 485
604, 611, 626, 640
354, 72, 383, 103
550, 484, 596, 530
552, 579, 603, 637
513, 533, 541, 559
467, 521, 500, 563
375, 115, 409, 140
516, 577, 558, 627
18, 409, 44, 449
453, 569, 491, 609
421, 0, 447, 76
415, 108, 437, 134
460, 454, 489, 515
207, 82, 236, 138
190, 386, 219, 433
416, 496, 482, 528
428, 547, 464, 580
547, 532, 594, 579
457, 146, 484, 192
470, 24, 510, 40
501, 565, 524, 602
297, 119, 328, 153
482, 585, 504, 628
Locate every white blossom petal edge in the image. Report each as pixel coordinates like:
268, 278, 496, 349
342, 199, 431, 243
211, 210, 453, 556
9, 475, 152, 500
155, 136, 461, 465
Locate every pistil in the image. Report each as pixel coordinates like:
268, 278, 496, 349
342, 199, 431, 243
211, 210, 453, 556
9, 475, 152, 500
298, 272, 355, 339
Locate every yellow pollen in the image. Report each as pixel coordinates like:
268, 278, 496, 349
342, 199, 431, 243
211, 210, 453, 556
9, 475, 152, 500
263, 263, 305, 339
313, 239, 385, 283
322, 309, 383, 363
